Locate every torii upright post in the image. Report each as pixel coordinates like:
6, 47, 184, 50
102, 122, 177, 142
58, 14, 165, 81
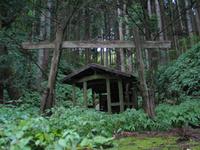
133, 27, 155, 118
22, 40, 171, 114
40, 27, 64, 114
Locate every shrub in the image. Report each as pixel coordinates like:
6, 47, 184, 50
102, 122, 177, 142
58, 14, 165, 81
156, 42, 200, 102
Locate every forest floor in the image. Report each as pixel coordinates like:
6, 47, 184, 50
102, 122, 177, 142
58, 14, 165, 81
1, 104, 200, 149
108, 129, 200, 150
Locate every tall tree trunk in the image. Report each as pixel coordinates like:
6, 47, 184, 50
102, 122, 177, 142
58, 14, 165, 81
146, 0, 153, 70
147, 0, 152, 17
194, 4, 200, 36
176, 0, 185, 32
155, 0, 166, 64
0, 43, 4, 103
133, 27, 155, 118
0, 83, 3, 104
124, 3, 133, 73
84, 8, 91, 64
104, 12, 109, 67
74, 12, 81, 63
100, 29, 104, 65
38, 0, 52, 82
117, 2, 125, 72
176, 0, 187, 53
100, 49, 104, 65
185, 0, 194, 38
169, 0, 178, 56
147, 0, 153, 39
141, 0, 151, 70
155, 0, 164, 40
38, 6, 46, 81
31, 5, 36, 41
43, 0, 51, 71
155, 0, 167, 65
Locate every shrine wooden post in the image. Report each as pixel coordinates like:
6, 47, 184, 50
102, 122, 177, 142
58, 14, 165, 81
106, 78, 111, 113
118, 79, 124, 112
83, 81, 87, 107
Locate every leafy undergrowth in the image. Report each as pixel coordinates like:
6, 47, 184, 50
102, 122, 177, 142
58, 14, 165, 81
0, 99, 200, 149
156, 42, 200, 101
108, 136, 200, 150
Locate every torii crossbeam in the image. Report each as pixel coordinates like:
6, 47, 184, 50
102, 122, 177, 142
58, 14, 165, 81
22, 40, 171, 49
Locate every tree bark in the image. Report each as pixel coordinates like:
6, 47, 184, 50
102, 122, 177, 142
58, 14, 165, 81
147, 0, 152, 17
176, 0, 185, 32
155, 0, 164, 41
133, 27, 155, 118
100, 28, 104, 65
104, 12, 109, 67
117, 1, 125, 72
124, 3, 133, 73
147, 0, 153, 39
0, 16, 4, 103
185, 0, 194, 38
43, 0, 52, 73
146, 0, 153, 70
84, 8, 91, 64
38, 0, 52, 82
0, 83, 3, 104
38, 7, 46, 81
169, 0, 178, 56
155, 0, 166, 65
194, 4, 200, 36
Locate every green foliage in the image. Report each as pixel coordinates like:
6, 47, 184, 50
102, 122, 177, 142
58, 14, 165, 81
0, 25, 38, 97
127, 3, 158, 35
148, 14, 158, 33
19, 91, 41, 107
55, 79, 74, 107
0, 0, 27, 23
155, 99, 200, 129
0, 0, 40, 99
55, 81, 93, 107
178, 35, 200, 52
55, 74, 93, 107
0, 98, 200, 149
128, 3, 144, 26
156, 42, 200, 101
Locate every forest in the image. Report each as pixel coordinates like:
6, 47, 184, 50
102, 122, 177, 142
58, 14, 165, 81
0, 0, 200, 149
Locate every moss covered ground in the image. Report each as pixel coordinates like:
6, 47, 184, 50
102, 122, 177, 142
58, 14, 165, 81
108, 136, 200, 150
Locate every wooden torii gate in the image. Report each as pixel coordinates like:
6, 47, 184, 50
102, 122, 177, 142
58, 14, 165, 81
22, 39, 171, 113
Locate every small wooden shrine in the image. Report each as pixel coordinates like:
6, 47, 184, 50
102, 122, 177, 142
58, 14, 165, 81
62, 64, 138, 113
